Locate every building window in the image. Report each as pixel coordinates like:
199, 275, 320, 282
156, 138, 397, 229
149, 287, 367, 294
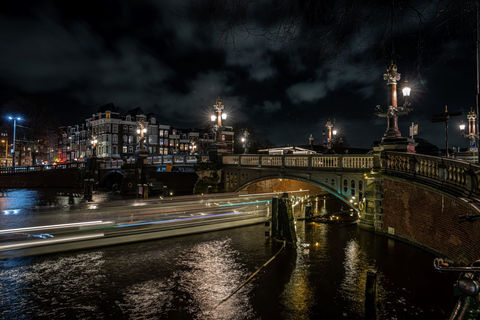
123, 146, 127, 153
106, 113, 111, 119
113, 134, 118, 143
128, 146, 133, 153
112, 145, 117, 155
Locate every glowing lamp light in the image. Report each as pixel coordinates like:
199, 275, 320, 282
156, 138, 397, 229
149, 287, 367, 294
137, 129, 141, 134
402, 86, 411, 97
333, 130, 337, 135
221, 113, 227, 120
210, 115, 216, 122
459, 124, 466, 131
241, 137, 246, 143
142, 128, 147, 133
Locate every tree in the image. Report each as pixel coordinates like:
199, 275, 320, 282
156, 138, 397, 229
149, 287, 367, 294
192, 0, 476, 72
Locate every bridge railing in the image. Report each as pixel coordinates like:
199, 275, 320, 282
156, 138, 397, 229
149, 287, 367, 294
0, 162, 86, 174
142, 155, 209, 166
223, 154, 374, 170
384, 151, 480, 197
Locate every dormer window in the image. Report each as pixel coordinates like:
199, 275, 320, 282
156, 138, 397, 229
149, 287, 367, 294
126, 115, 131, 121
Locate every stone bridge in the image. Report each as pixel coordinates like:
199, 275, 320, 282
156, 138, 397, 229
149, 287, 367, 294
222, 154, 373, 204
221, 152, 480, 263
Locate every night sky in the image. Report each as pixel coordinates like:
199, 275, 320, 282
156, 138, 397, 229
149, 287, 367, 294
0, 0, 477, 149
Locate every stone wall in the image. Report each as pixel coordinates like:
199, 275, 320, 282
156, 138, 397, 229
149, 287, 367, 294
381, 178, 480, 264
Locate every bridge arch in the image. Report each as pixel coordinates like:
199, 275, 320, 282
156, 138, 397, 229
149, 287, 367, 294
230, 173, 362, 212
99, 170, 125, 190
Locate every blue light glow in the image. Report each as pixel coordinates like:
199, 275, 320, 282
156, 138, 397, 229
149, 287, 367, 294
117, 211, 244, 228
218, 200, 271, 207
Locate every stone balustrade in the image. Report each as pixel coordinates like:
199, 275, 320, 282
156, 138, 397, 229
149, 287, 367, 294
223, 154, 374, 171
384, 151, 480, 197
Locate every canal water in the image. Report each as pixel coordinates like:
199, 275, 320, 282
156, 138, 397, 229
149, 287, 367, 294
0, 189, 457, 319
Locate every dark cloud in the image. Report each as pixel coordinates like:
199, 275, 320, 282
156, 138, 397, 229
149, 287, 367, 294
0, 0, 477, 149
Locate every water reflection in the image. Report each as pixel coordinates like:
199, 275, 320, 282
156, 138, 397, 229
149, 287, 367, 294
340, 239, 379, 318
118, 279, 176, 318
175, 238, 255, 320
0, 210, 457, 319
0, 252, 105, 319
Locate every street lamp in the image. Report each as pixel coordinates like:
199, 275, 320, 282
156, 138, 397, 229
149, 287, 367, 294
1, 139, 7, 167
402, 79, 411, 104
211, 97, 227, 142
189, 140, 197, 155
375, 61, 412, 139
91, 136, 97, 157
460, 109, 479, 161
137, 121, 148, 152
241, 129, 249, 154
7, 116, 21, 169
325, 119, 334, 149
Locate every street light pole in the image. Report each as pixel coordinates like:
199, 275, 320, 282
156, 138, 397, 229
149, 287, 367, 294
241, 129, 249, 154
211, 97, 227, 143
8, 116, 21, 170
91, 136, 97, 157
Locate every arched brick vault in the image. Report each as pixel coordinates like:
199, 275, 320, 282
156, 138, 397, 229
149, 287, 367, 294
380, 177, 480, 264
224, 167, 368, 211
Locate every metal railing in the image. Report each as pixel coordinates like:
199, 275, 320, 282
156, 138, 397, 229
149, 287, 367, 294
0, 162, 86, 174
223, 154, 374, 171
0, 155, 211, 174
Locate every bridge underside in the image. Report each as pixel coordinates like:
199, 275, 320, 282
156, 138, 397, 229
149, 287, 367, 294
224, 167, 369, 209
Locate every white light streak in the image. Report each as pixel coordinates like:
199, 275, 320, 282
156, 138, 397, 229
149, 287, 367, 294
0, 233, 104, 251
0, 221, 114, 235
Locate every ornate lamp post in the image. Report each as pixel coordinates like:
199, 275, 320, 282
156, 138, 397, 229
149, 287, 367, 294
135, 119, 149, 164
90, 136, 97, 157
211, 97, 227, 142
8, 116, 21, 169
375, 61, 412, 139
374, 61, 416, 153
136, 121, 148, 152
241, 129, 249, 154
460, 109, 479, 160
325, 120, 334, 149
189, 140, 197, 155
